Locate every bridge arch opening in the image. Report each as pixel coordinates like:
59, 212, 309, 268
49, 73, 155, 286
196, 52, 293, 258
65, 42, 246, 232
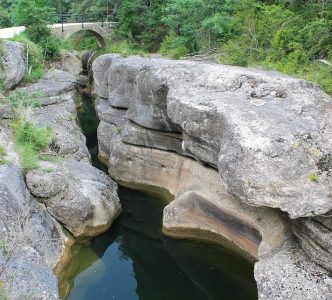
68, 29, 106, 48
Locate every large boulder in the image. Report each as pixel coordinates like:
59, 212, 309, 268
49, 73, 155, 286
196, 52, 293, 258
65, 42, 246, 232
21, 70, 78, 103
26, 161, 121, 238
0, 41, 27, 91
0, 165, 64, 300
20, 70, 90, 161
51, 51, 82, 75
93, 55, 332, 219
93, 54, 332, 299
92, 54, 120, 99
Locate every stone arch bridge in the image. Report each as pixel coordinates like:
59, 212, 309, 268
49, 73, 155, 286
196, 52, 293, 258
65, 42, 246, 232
50, 21, 117, 48
0, 13, 117, 48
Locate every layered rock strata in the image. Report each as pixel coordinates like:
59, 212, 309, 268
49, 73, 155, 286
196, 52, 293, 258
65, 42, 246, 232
93, 55, 332, 299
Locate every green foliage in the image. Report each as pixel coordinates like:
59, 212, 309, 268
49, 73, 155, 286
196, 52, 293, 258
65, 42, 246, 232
159, 32, 189, 59
115, 0, 166, 51
99, 38, 146, 57
26, 24, 60, 60
0, 145, 9, 165
309, 173, 320, 182
11, 33, 46, 82
69, 31, 100, 51
0, 0, 330, 94
42, 167, 54, 173
0, 0, 13, 28
11, 0, 55, 26
5, 90, 42, 108
13, 120, 52, 171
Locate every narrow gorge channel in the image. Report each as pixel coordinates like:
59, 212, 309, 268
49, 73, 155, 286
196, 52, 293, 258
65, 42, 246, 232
60, 92, 258, 300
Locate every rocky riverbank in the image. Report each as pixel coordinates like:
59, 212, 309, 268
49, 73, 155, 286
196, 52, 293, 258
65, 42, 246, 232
1, 39, 332, 299
0, 42, 121, 299
92, 54, 332, 299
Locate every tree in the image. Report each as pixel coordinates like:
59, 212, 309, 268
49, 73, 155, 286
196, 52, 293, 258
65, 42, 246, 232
11, 0, 55, 26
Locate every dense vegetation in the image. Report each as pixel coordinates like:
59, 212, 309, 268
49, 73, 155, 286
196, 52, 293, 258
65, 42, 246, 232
0, 0, 331, 93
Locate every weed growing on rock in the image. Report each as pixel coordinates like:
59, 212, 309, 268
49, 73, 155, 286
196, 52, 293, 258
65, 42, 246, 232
0, 281, 9, 300
42, 167, 54, 173
0, 146, 8, 166
5, 90, 42, 108
11, 34, 46, 83
309, 173, 320, 182
13, 120, 52, 171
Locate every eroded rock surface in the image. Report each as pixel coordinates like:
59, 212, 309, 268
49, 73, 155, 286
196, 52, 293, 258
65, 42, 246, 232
27, 161, 121, 238
93, 55, 332, 299
255, 237, 332, 300
21, 70, 122, 238
0, 41, 27, 91
0, 165, 64, 300
51, 51, 82, 75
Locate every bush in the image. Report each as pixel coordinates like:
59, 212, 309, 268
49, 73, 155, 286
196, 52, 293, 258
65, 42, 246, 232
220, 39, 250, 66
26, 25, 60, 60
99, 39, 146, 57
160, 32, 189, 59
11, 34, 45, 82
13, 120, 52, 171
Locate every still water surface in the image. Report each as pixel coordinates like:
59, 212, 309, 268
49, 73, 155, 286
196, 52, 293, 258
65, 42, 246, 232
63, 188, 257, 300
66, 93, 257, 299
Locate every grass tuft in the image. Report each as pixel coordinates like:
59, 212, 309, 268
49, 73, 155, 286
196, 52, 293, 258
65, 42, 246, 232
13, 120, 52, 172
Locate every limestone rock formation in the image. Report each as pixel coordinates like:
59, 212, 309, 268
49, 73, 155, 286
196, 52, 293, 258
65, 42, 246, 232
292, 216, 332, 272
255, 237, 332, 300
92, 54, 332, 299
27, 161, 121, 238
51, 51, 82, 75
92, 54, 120, 99
0, 165, 64, 300
0, 41, 27, 91
20, 70, 90, 161
21, 70, 122, 238
0, 104, 15, 119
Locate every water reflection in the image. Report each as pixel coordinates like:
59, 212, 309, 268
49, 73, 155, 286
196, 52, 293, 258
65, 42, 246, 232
62, 188, 257, 300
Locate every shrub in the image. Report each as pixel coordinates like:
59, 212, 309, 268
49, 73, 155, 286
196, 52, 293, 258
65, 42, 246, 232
11, 34, 45, 82
100, 39, 146, 57
160, 32, 189, 59
26, 25, 60, 60
220, 39, 250, 66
